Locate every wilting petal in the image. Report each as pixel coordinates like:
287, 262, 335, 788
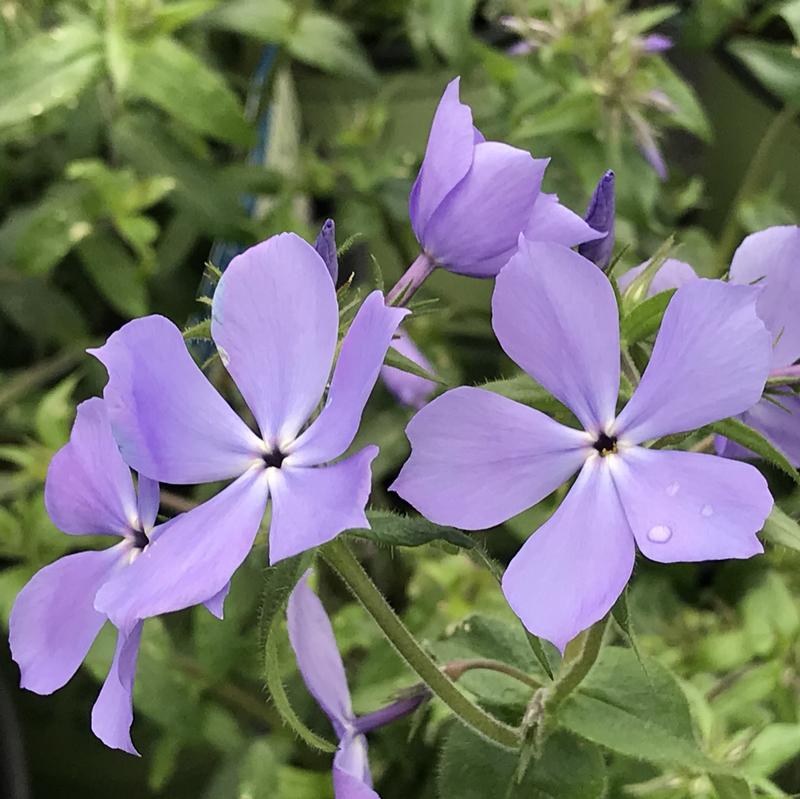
212, 234, 339, 445
502, 458, 635, 653
381, 330, 437, 410
617, 258, 698, 297
314, 218, 339, 284
612, 448, 770, 563
578, 170, 615, 269
524, 193, 603, 248
409, 78, 476, 240
493, 240, 620, 433
287, 575, 354, 734
615, 280, 772, 443
290, 293, 408, 466
10, 545, 125, 694
718, 396, 800, 467
45, 398, 137, 537
136, 475, 159, 533
422, 143, 544, 277
95, 467, 269, 631
333, 736, 377, 799
392, 387, 588, 530
91, 622, 143, 756
91, 316, 263, 484
729, 225, 800, 368
267, 447, 376, 564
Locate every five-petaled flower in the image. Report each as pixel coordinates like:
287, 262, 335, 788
287, 574, 426, 798
9, 398, 225, 754
392, 240, 774, 651
88, 233, 407, 635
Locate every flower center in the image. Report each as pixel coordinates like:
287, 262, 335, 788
130, 526, 149, 551
263, 449, 286, 469
593, 432, 617, 457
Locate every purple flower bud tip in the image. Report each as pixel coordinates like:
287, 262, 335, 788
314, 218, 338, 284
641, 34, 673, 52
578, 170, 615, 270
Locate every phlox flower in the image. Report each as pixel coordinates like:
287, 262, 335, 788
392, 240, 774, 651
381, 329, 437, 410
287, 575, 425, 798
578, 170, 615, 270
89, 233, 407, 634
9, 399, 223, 754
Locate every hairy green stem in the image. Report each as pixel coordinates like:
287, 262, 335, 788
549, 615, 607, 706
443, 658, 543, 690
321, 538, 521, 749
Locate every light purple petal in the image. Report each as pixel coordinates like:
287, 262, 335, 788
333, 736, 377, 799
640, 34, 673, 52
287, 574, 353, 734
719, 396, 800, 467
617, 258, 698, 297
728, 225, 800, 368
9, 545, 125, 694
90, 316, 263, 484
391, 387, 588, 530
212, 233, 339, 445
492, 240, 620, 434
44, 398, 137, 537
422, 144, 544, 277
615, 280, 772, 443
380, 330, 437, 410
524, 192, 604, 248
501, 457, 635, 653
410, 77, 476, 240
136, 474, 159, 534
612, 448, 770, 562
91, 622, 143, 756
204, 582, 231, 619
267, 447, 377, 564
289, 293, 408, 466
95, 467, 269, 631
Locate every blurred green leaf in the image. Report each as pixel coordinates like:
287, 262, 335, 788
350, 509, 475, 549
741, 723, 800, 778
383, 346, 442, 384
202, 0, 292, 41
741, 572, 799, 655
34, 375, 78, 449
710, 775, 754, 799
779, 0, 800, 41
728, 38, 800, 106
648, 59, 713, 141
761, 504, 800, 550
515, 89, 600, 139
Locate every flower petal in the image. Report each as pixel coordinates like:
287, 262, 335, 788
718, 396, 800, 467
380, 329, 437, 410
615, 280, 772, 443
90, 316, 262, 484
409, 77, 475, 240
95, 467, 269, 631
91, 622, 143, 756
136, 474, 159, 534
391, 387, 588, 530
422, 143, 544, 277
612, 448, 770, 563
267, 447, 377, 565
729, 225, 800, 368
44, 398, 137, 537
212, 233, 339, 445
204, 582, 231, 619
289, 292, 408, 465
616, 258, 698, 297
492, 240, 620, 433
524, 192, 604, 248
287, 574, 353, 733
333, 736, 377, 799
501, 458, 635, 653
10, 545, 124, 694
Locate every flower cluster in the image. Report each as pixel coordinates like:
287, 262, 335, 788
8, 76, 794, 797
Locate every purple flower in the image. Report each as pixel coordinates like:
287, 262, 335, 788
287, 575, 425, 798
381, 330, 437, 410
578, 170, 616, 269
315, 218, 339, 284
717, 226, 800, 466
9, 399, 222, 754
89, 233, 407, 633
640, 34, 673, 52
524, 191, 604, 251
618, 258, 698, 297
392, 241, 773, 651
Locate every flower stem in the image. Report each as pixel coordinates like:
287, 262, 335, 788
321, 538, 521, 749
386, 252, 436, 306
443, 658, 542, 690
548, 615, 607, 706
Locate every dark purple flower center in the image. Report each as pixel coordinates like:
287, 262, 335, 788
593, 432, 617, 456
131, 526, 149, 550
263, 449, 286, 469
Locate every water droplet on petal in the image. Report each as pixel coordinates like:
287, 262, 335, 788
701, 504, 714, 517
647, 524, 672, 543
665, 481, 680, 497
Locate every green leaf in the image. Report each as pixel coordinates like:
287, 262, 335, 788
288, 13, 377, 84
480, 373, 567, 415
779, 0, 800, 42
741, 723, 800, 779
620, 289, 675, 344
761, 504, 800, 551
647, 59, 713, 141
710, 775, 753, 799
202, 0, 292, 42
709, 417, 800, 485
0, 20, 103, 130
127, 36, 252, 145
383, 347, 442, 384
514, 89, 600, 139
741, 572, 799, 655
425, 0, 478, 63
621, 235, 675, 308
559, 647, 722, 772
238, 739, 281, 798
350, 509, 475, 550
153, 0, 220, 34
728, 38, 800, 106
438, 724, 606, 799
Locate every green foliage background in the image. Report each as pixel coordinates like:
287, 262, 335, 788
1, 1, 800, 797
